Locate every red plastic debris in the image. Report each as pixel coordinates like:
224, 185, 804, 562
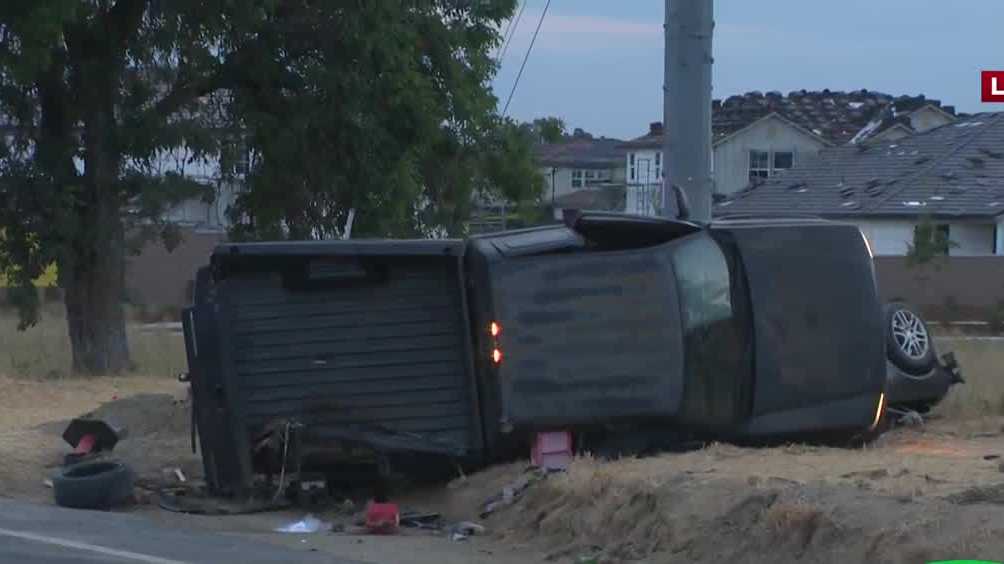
365, 501, 400, 534
531, 431, 573, 471
73, 434, 97, 455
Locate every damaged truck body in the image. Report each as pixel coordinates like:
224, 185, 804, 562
183, 213, 959, 496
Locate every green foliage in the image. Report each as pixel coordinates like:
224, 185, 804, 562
531, 116, 567, 144
1, 0, 538, 349
906, 216, 958, 269
222, 0, 538, 240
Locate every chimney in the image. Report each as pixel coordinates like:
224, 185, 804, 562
649, 121, 664, 136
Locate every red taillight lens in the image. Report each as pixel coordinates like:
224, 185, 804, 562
489, 321, 501, 337
491, 348, 503, 365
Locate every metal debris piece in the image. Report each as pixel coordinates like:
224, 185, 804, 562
449, 521, 486, 542
275, 514, 326, 534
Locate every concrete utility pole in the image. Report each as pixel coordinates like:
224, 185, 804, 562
663, 0, 714, 222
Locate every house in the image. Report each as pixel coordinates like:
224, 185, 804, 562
535, 131, 626, 205
549, 185, 626, 222
714, 112, 1004, 257
621, 90, 959, 215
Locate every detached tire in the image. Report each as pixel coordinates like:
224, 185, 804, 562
53, 460, 134, 510
885, 302, 937, 376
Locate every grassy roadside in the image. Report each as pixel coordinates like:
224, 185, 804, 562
0, 308, 185, 380
0, 309, 998, 419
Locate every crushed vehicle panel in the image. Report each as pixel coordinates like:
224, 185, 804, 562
182, 214, 960, 496
187, 240, 484, 494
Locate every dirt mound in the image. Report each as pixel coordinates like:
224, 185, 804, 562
88, 393, 191, 438
36, 393, 190, 438
424, 434, 1004, 564
0, 377, 189, 503
87, 393, 203, 489
476, 464, 1004, 563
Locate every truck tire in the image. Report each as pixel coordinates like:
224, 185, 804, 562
53, 461, 134, 510
885, 302, 937, 376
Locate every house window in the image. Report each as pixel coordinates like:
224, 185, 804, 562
629, 153, 636, 181
773, 151, 794, 172
749, 150, 795, 181
749, 150, 770, 180
655, 151, 662, 179
571, 169, 613, 189
571, 170, 583, 188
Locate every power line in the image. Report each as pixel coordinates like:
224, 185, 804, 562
495, 5, 516, 58
497, 0, 527, 64
502, 0, 550, 117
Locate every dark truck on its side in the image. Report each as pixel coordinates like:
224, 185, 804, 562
182, 212, 961, 496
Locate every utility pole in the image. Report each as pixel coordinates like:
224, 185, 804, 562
663, 0, 714, 222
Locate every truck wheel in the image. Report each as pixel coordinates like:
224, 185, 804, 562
885, 302, 937, 376
53, 460, 134, 510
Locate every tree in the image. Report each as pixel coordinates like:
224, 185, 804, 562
531, 116, 566, 144
222, 1, 538, 241
0, 0, 529, 373
906, 216, 957, 269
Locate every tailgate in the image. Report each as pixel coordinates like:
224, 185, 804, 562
196, 241, 482, 491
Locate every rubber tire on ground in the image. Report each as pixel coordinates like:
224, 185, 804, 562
884, 302, 937, 376
52, 460, 134, 510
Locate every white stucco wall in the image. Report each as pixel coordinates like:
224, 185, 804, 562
712, 115, 828, 196
854, 219, 997, 257
854, 220, 916, 256
543, 165, 627, 204
542, 167, 575, 201
950, 223, 995, 256
162, 182, 240, 231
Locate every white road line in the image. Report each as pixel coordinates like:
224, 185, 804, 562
0, 527, 191, 564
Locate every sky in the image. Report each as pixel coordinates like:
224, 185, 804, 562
491, 0, 1004, 140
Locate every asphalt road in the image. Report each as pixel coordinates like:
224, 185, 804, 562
0, 499, 365, 564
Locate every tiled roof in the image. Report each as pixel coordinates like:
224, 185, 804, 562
621, 89, 958, 149
714, 113, 1004, 220
535, 137, 625, 170
552, 186, 626, 212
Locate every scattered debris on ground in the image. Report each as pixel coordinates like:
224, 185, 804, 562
275, 514, 327, 534
9, 379, 1004, 562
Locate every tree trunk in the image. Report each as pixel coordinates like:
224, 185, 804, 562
63, 200, 131, 375
63, 53, 131, 375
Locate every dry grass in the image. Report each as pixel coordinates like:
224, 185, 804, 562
934, 337, 1004, 417
0, 306, 185, 379
0, 375, 186, 502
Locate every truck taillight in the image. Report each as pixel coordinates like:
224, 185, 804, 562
489, 321, 503, 365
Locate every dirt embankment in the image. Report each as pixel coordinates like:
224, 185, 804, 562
409, 421, 1004, 563
0, 377, 198, 503
6, 376, 1004, 563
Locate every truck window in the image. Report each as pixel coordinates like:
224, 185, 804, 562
670, 233, 749, 425
672, 234, 733, 332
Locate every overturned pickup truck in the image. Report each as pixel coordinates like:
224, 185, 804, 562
182, 213, 961, 496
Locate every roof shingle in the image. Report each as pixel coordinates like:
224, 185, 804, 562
621, 89, 958, 149
714, 113, 1004, 220
535, 137, 625, 170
